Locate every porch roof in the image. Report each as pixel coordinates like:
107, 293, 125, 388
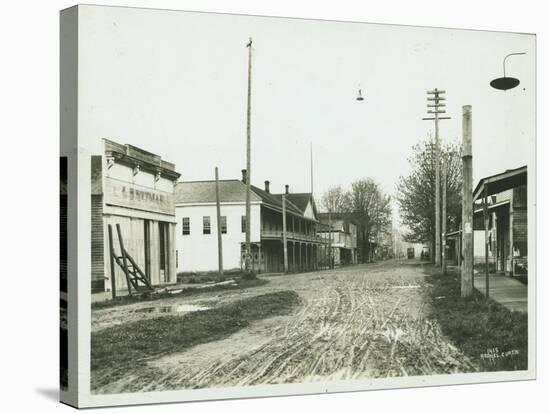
473, 165, 527, 201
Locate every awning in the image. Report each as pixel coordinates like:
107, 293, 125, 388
473, 165, 527, 201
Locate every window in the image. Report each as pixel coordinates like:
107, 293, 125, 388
220, 216, 227, 234
241, 215, 247, 233
203, 216, 211, 234
182, 217, 190, 235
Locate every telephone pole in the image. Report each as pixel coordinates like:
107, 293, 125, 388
310, 142, 314, 194
215, 167, 224, 280
423, 89, 450, 267
442, 159, 447, 275
244, 37, 253, 272
461, 105, 474, 298
328, 211, 333, 269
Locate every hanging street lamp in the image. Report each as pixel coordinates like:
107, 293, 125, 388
490, 52, 526, 91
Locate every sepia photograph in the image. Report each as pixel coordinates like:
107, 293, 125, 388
59, 3, 535, 407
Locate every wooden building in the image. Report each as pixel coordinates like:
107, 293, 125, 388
175, 171, 326, 274
317, 213, 358, 266
91, 139, 181, 293
472, 166, 528, 277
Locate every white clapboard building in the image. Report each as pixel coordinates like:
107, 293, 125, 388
175, 170, 324, 274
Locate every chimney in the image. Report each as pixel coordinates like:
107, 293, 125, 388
264, 180, 270, 193
285, 184, 289, 194
241, 169, 247, 183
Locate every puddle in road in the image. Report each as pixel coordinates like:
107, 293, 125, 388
135, 304, 210, 314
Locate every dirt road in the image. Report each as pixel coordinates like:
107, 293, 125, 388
93, 259, 477, 393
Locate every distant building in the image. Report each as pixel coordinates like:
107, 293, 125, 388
175, 170, 325, 274
91, 139, 181, 293
392, 228, 425, 260
318, 213, 358, 266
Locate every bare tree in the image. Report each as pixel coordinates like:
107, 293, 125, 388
320, 185, 349, 213
347, 178, 392, 262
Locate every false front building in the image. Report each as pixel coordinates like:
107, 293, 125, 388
91, 139, 181, 293
175, 170, 325, 274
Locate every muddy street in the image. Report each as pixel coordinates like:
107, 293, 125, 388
92, 259, 477, 393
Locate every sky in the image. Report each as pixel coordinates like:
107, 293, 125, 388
78, 5, 536, 229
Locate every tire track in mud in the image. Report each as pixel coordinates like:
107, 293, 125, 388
100, 261, 478, 392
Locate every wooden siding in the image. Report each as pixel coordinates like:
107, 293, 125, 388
91, 195, 105, 290
103, 215, 176, 291
513, 185, 528, 256
513, 207, 528, 255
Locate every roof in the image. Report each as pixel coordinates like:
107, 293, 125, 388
175, 179, 316, 221
318, 212, 356, 231
250, 186, 304, 217
473, 166, 527, 201
103, 138, 180, 181
284, 193, 311, 212
175, 180, 262, 204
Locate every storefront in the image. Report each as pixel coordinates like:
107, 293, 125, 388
91, 139, 180, 293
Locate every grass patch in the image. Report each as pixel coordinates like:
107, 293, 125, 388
91, 290, 302, 390
429, 269, 527, 371
177, 268, 246, 284
92, 277, 267, 311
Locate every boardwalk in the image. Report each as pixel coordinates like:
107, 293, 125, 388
473, 274, 528, 313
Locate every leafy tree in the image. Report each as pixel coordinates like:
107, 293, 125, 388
396, 137, 462, 259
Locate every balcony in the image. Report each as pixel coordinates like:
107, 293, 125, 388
261, 229, 326, 244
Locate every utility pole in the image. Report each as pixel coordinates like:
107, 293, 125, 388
310, 142, 314, 194
461, 105, 474, 298
423, 89, 450, 267
484, 186, 489, 298
282, 194, 289, 273
215, 167, 224, 280
328, 211, 333, 269
442, 159, 447, 275
244, 37, 253, 273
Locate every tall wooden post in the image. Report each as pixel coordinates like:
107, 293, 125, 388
107, 224, 117, 299
461, 105, 474, 298
434, 109, 441, 266
328, 211, 333, 269
215, 167, 224, 280
509, 190, 515, 276
484, 186, 489, 298
424, 89, 450, 266
442, 159, 447, 275
282, 194, 289, 273
244, 37, 253, 272
310, 142, 314, 194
